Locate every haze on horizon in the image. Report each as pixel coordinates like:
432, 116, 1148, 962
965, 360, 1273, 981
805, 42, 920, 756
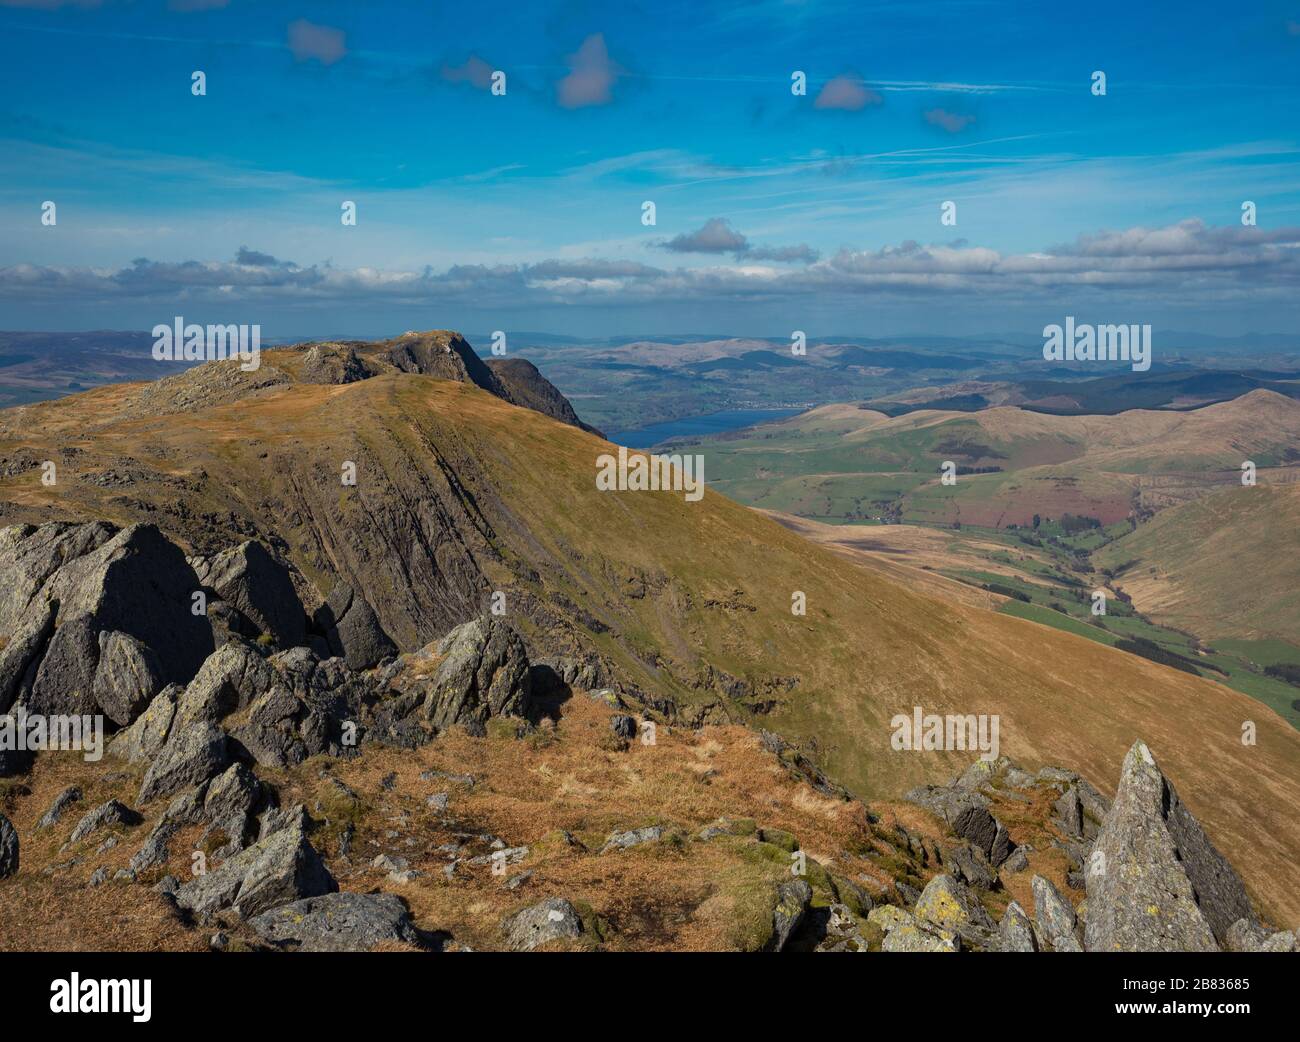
1, 0, 1299, 339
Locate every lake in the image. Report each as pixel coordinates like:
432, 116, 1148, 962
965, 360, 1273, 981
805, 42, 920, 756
608, 408, 804, 448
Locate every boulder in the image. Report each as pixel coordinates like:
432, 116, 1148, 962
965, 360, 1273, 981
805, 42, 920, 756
249, 891, 421, 952
313, 582, 396, 670
0, 812, 17, 877
1032, 874, 1082, 952
138, 722, 230, 804
869, 905, 959, 952
92, 630, 163, 726
66, 799, 143, 846
905, 783, 1014, 866
996, 900, 1038, 952
600, 825, 664, 854
191, 541, 306, 648
502, 897, 584, 951
915, 873, 994, 933
768, 879, 812, 951
0, 522, 116, 636
173, 641, 276, 729
420, 615, 532, 731
1085, 740, 1253, 952
173, 820, 336, 920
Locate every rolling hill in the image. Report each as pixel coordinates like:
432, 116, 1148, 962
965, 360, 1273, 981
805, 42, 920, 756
1, 333, 1298, 924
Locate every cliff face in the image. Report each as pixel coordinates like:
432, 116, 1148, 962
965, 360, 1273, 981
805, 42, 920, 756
486, 357, 604, 436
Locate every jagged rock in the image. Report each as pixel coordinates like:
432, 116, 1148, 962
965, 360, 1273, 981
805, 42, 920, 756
66, 799, 143, 845
1085, 741, 1253, 952
485, 356, 604, 436
1001, 846, 1030, 874
600, 825, 664, 853
138, 722, 230, 804
905, 783, 1014, 866
1052, 786, 1084, 840
249, 891, 421, 951
130, 822, 176, 873
190, 541, 306, 648
36, 786, 82, 830
870, 904, 959, 952
0, 812, 17, 877
768, 879, 812, 951
299, 345, 374, 386
502, 897, 584, 951
996, 900, 1038, 952
174, 641, 276, 729
1032, 874, 1082, 952
0, 597, 55, 713
419, 615, 532, 731
92, 630, 163, 726
109, 684, 180, 764
0, 522, 116, 636
916, 873, 994, 933
34, 524, 213, 685
943, 841, 997, 890
202, 763, 263, 849
173, 821, 336, 920
27, 614, 100, 717
89, 867, 108, 887
610, 714, 637, 740
313, 583, 396, 670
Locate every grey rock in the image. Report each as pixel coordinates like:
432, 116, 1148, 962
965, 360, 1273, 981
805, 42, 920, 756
35, 523, 213, 685
426, 792, 449, 812
313, 582, 396, 671
1225, 917, 1297, 953
610, 714, 637, 739
600, 825, 664, 853
1052, 786, 1084, 840
66, 799, 143, 845
870, 905, 959, 952
420, 615, 532, 731
905, 783, 1015, 866
130, 822, 177, 873
88, 866, 108, 887
138, 722, 230, 804
174, 641, 275, 729
27, 614, 100, 717
36, 785, 82, 830
768, 879, 812, 951
1032, 874, 1082, 952
109, 684, 179, 764
0, 597, 56, 714
191, 541, 306, 648
173, 820, 336, 920
916, 873, 995, 933
502, 897, 584, 951
249, 891, 421, 952
0, 812, 17, 877
92, 630, 163, 726
996, 900, 1038, 952
1085, 740, 1252, 952
944, 842, 997, 890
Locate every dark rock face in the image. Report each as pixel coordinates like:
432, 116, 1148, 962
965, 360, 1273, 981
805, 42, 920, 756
0, 812, 18, 877
173, 820, 336, 920
313, 582, 396, 670
905, 783, 1014, 867
1085, 740, 1254, 952
190, 541, 306, 649
27, 614, 100, 717
37, 523, 214, 686
249, 891, 421, 951
768, 879, 812, 951
485, 357, 604, 436
0, 597, 56, 714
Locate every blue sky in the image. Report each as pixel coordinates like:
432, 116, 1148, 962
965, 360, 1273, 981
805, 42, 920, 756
2, 0, 1299, 338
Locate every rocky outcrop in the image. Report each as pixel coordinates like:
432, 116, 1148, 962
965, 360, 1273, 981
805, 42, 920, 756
391, 615, 532, 734
250, 891, 421, 951
1032, 874, 1082, 952
312, 582, 396, 670
485, 357, 603, 436
768, 879, 812, 951
190, 541, 306, 649
138, 722, 230, 805
92, 631, 163, 726
905, 779, 1014, 867
1085, 740, 1254, 952
173, 820, 336, 920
